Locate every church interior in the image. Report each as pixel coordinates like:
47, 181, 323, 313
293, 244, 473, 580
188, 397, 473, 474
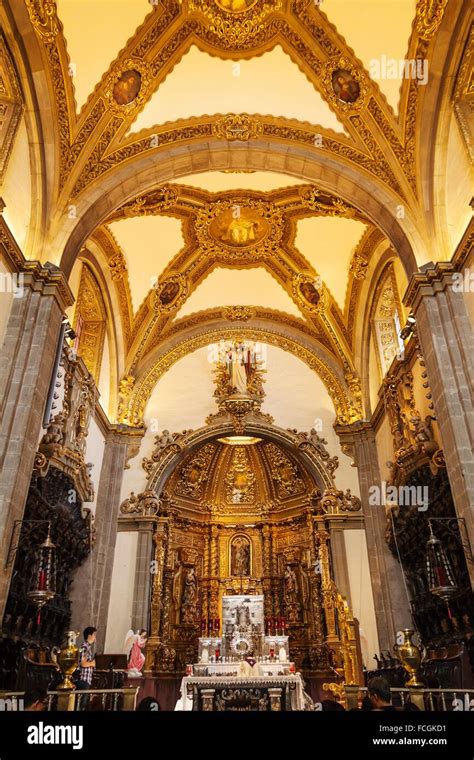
0, 0, 473, 717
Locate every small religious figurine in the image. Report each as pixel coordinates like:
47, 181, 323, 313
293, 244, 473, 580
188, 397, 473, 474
125, 629, 147, 677
231, 536, 251, 576
284, 565, 298, 606
182, 566, 197, 606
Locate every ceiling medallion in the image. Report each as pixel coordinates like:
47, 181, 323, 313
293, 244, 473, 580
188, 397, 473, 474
196, 199, 283, 262
215, 0, 259, 12
152, 273, 188, 314
212, 114, 263, 141
322, 57, 368, 113
292, 272, 328, 314
104, 59, 151, 116
190, 0, 282, 46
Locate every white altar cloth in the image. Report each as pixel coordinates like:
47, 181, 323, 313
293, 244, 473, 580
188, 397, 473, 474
174, 673, 306, 711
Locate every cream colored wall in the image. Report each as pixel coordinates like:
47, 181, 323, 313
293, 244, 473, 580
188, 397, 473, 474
104, 531, 139, 653
121, 343, 360, 500
445, 115, 473, 254
176, 268, 303, 319
2, 117, 31, 253
344, 529, 379, 666
0, 256, 15, 351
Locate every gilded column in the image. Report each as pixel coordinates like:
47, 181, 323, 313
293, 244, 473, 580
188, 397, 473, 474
261, 523, 273, 620
144, 517, 170, 673
209, 524, 220, 624
271, 524, 280, 617
305, 510, 326, 656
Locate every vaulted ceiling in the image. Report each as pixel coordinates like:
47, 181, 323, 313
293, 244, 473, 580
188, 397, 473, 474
10, 0, 463, 426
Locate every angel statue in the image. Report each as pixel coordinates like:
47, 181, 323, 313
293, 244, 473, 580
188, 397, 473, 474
124, 629, 148, 677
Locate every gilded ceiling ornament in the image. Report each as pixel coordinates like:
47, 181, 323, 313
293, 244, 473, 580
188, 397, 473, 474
348, 252, 368, 281
108, 253, 127, 281
263, 442, 305, 499
121, 186, 179, 218
104, 59, 151, 116
190, 0, 282, 47
117, 375, 136, 425
25, 0, 59, 40
152, 273, 188, 314
415, 0, 449, 40
225, 446, 256, 504
195, 199, 283, 263
292, 272, 328, 314
300, 187, 354, 217
222, 306, 256, 321
323, 58, 368, 112
175, 443, 217, 500
0, 37, 23, 180
453, 26, 474, 161
212, 114, 263, 141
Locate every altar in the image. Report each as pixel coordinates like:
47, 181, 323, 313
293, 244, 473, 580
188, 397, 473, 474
175, 673, 307, 711
174, 594, 312, 711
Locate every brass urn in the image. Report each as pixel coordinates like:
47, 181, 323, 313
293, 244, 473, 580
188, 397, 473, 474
397, 629, 423, 687
57, 631, 80, 690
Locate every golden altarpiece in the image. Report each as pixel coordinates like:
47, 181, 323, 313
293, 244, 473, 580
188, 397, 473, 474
119, 343, 364, 692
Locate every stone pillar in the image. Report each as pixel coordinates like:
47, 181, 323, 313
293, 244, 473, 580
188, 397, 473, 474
335, 422, 412, 651
330, 528, 352, 606
404, 263, 474, 585
131, 522, 154, 631
0, 238, 73, 620
69, 427, 144, 651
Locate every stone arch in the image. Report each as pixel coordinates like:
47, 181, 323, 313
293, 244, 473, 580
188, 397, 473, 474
54, 140, 425, 278
144, 420, 336, 501
125, 325, 358, 427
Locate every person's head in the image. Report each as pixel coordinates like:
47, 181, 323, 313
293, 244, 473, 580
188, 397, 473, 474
136, 697, 160, 712
367, 677, 391, 708
361, 694, 373, 710
83, 626, 97, 643
24, 689, 48, 711
139, 629, 147, 638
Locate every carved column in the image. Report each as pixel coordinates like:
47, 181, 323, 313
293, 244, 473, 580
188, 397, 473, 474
316, 525, 337, 643
305, 510, 328, 666
0, 231, 73, 619
209, 524, 220, 623
335, 422, 412, 650
145, 517, 170, 673
69, 426, 144, 651
271, 524, 280, 617
261, 523, 273, 620
404, 261, 474, 585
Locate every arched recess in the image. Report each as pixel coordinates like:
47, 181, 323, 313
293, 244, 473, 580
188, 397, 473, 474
72, 248, 124, 417
143, 420, 336, 501
356, 247, 408, 417
123, 325, 358, 427
54, 140, 425, 279
416, 0, 472, 260
2, 1, 59, 257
